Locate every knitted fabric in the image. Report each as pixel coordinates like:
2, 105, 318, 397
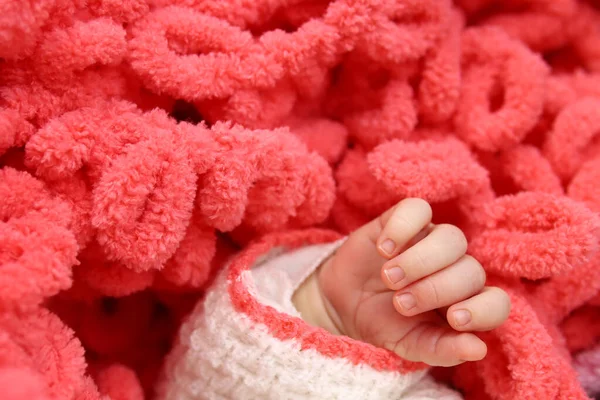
157, 235, 461, 399
0, 0, 600, 399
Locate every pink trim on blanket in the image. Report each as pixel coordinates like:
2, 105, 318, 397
227, 228, 427, 374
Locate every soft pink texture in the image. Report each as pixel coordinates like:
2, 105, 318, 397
93, 364, 144, 400
0, 0, 599, 399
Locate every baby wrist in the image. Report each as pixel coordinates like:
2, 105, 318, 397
292, 258, 345, 336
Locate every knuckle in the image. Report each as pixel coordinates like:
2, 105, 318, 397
389, 213, 416, 234
413, 198, 433, 217
411, 247, 430, 273
419, 278, 441, 306
399, 198, 433, 219
481, 287, 512, 320
493, 288, 512, 315
465, 255, 487, 289
488, 286, 507, 298
386, 338, 411, 360
438, 224, 468, 252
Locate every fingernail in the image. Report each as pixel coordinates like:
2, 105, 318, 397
384, 267, 405, 284
380, 239, 395, 256
453, 309, 471, 326
396, 293, 416, 310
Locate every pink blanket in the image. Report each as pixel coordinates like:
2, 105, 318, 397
1, 0, 600, 399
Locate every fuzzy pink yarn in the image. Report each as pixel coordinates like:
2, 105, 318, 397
93, 364, 144, 400
1, 0, 600, 399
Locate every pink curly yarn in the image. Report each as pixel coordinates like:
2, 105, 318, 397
75, 241, 155, 297
368, 137, 490, 203
544, 98, 600, 181
455, 27, 548, 152
197, 122, 335, 233
47, 172, 95, 248
285, 116, 348, 164
1, 0, 600, 399
569, 157, 600, 213
352, 0, 452, 67
571, 3, 600, 73
336, 148, 398, 218
0, 168, 78, 310
198, 80, 298, 129
128, 6, 282, 101
418, 9, 462, 124
561, 306, 600, 353
158, 214, 216, 289
481, 0, 578, 52
34, 18, 127, 87
0, 367, 50, 400
469, 193, 599, 279
94, 364, 144, 400
0, 309, 88, 400
0, 111, 34, 156
87, 0, 149, 23
345, 80, 418, 149
91, 128, 196, 271
73, 377, 104, 400
0, 0, 79, 60
498, 145, 563, 195
470, 288, 589, 400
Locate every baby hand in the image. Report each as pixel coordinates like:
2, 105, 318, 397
294, 199, 511, 367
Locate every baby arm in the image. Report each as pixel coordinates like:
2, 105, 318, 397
293, 198, 511, 366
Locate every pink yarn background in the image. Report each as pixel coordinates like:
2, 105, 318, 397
1, 0, 600, 399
